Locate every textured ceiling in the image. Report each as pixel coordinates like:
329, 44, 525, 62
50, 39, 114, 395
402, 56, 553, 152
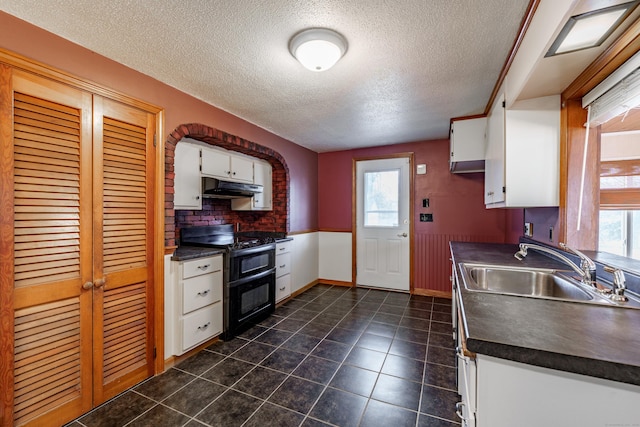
0, 0, 531, 152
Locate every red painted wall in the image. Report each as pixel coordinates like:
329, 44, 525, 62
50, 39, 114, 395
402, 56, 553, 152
0, 12, 318, 235
318, 139, 522, 292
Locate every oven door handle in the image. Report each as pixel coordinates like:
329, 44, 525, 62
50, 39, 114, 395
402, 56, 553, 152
227, 267, 276, 287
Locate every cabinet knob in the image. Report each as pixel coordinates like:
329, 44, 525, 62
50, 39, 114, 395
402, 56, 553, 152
82, 281, 93, 290
95, 278, 106, 288
195, 195, 200, 200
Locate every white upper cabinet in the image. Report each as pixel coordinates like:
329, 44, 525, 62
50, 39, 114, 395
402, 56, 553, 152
174, 142, 202, 210
485, 93, 560, 208
485, 94, 506, 205
201, 146, 254, 183
450, 117, 487, 173
231, 159, 272, 211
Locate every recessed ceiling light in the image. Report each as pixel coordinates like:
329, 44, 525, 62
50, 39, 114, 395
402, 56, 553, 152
545, 1, 639, 57
289, 28, 348, 72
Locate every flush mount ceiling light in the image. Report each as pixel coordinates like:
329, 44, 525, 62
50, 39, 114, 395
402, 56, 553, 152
545, 1, 639, 57
289, 28, 348, 72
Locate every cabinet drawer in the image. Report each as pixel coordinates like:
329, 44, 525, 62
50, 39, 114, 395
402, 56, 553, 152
276, 252, 291, 277
276, 240, 291, 254
182, 255, 222, 279
182, 271, 222, 314
276, 240, 293, 255
276, 274, 291, 303
181, 303, 222, 352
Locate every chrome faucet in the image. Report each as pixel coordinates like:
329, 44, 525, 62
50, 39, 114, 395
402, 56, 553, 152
559, 243, 597, 288
514, 243, 591, 286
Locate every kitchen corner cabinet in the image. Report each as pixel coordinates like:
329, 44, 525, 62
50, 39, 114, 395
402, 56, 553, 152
172, 255, 223, 355
201, 145, 254, 183
231, 159, 273, 211
484, 93, 560, 208
275, 240, 292, 302
450, 117, 487, 173
174, 142, 202, 210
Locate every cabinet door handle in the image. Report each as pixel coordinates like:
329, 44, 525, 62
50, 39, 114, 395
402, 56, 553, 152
279, 247, 286, 251
195, 195, 200, 200
279, 264, 286, 268
279, 286, 286, 291
95, 278, 106, 288
455, 402, 467, 422
197, 264, 210, 270
82, 281, 93, 290
197, 322, 211, 330
197, 289, 210, 296
232, 171, 236, 176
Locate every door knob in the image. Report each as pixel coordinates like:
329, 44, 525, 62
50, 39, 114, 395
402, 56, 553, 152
82, 281, 93, 290
397, 233, 408, 237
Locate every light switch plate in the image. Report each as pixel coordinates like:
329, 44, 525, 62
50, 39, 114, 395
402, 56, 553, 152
416, 164, 426, 174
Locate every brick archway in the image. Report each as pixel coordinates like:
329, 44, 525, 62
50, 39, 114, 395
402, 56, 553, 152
164, 123, 290, 247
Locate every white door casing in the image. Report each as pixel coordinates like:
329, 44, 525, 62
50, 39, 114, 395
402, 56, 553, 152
356, 157, 411, 291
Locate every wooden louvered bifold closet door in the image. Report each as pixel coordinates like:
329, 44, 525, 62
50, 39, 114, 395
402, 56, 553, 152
10, 70, 94, 427
92, 96, 155, 403
4, 70, 155, 427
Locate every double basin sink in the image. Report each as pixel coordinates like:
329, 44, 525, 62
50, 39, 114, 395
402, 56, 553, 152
459, 263, 640, 308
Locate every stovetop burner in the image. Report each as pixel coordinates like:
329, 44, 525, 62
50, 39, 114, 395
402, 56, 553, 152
179, 225, 279, 251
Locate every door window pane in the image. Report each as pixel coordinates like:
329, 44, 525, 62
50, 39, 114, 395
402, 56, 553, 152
364, 169, 399, 227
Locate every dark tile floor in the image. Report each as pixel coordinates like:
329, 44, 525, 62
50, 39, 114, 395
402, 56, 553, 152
69, 284, 460, 427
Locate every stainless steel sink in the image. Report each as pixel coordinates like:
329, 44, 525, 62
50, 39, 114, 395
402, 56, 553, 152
460, 263, 595, 301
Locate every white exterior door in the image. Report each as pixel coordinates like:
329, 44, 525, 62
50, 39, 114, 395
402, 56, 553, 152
356, 157, 410, 291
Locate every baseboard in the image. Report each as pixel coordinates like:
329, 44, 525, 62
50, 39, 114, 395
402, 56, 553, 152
412, 288, 452, 299
318, 279, 354, 287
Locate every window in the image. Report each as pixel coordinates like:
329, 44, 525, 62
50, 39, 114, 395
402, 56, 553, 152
363, 169, 399, 227
599, 210, 640, 259
598, 135, 640, 260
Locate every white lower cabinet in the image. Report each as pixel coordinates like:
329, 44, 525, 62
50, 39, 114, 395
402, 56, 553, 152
173, 255, 223, 355
275, 240, 292, 302
474, 355, 640, 427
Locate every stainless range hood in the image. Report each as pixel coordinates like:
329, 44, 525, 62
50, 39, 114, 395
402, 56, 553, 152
202, 177, 263, 199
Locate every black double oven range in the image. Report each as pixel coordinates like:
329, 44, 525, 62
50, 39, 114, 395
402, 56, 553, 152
180, 225, 279, 340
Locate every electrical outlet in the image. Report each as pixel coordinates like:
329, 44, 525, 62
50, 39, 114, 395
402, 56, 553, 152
524, 222, 533, 237
420, 213, 433, 222
549, 226, 554, 242
423, 198, 429, 208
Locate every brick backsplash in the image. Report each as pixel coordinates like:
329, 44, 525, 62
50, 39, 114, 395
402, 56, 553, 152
165, 123, 290, 247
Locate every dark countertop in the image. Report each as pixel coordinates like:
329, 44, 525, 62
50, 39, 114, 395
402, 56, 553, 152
171, 246, 225, 261
450, 241, 640, 386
